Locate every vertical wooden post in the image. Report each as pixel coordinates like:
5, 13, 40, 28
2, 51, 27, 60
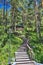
41, 0, 43, 7
34, 0, 41, 39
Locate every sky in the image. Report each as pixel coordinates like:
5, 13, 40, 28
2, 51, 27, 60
0, 0, 41, 10
0, 0, 11, 10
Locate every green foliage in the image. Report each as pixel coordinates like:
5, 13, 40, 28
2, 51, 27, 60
0, 0, 43, 65
29, 31, 43, 63
0, 34, 23, 65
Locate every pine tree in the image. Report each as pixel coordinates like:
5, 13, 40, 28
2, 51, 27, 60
34, 0, 41, 39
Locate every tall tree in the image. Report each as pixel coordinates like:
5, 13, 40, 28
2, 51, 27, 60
34, 0, 41, 39
2, 0, 8, 33
41, 0, 43, 7
10, 0, 19, 32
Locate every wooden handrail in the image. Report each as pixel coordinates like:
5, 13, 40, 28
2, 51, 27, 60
27, 44, 34, 54
27, 43, 35, 60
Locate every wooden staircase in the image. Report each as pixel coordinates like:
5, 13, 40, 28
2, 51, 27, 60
15, 42, 35, 65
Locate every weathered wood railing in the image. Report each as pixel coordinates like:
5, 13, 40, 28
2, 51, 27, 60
26, 39, 35, 60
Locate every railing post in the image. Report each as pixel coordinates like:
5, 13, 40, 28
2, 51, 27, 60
14, 52, 16, 62
27, 44, 35, 60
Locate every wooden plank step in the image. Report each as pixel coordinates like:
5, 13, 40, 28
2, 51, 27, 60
15, 52, 27, 56
21, 45, 27, 47
18, 49, 26, 52
15, 54, 28, 56
16, 56, 28, 58
15, 52, 27, 54
15, 52, 27, 53
16, 61, 35, 65
16, 55, 28, 57
16, 61, 34, 63
16, 56, 29, 58
16, 58, 29, 61
15, 53, 28, 55
20, 47, 26, 48
12, 62, 35, 65
16, 56, 29, 59
16, 59, 30, 62
18, 48, 26, 50
16, 63, 35, 65
17, 49, 26, 52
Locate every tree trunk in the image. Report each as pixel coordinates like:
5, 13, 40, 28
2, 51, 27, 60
34, 0, 41, 39
41, 0, 43, 7
3, 0, 7, 33
11, 7, 16, 32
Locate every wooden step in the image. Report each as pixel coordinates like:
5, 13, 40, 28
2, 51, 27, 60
15, 52, 27, 56
15, 52, 27, 53
15, 52, 27, 54
16, 56, 29, 59
17, 49, 26, 52
16, 61, 34, 63
15, 54, 29, 58
16, 61, 35, 65
16, 58, 30, 62
15, 54, 29, 57
15, 54, 28, 56
18, 49, 26, 52
18, 48, 26, 50
16, 58, 30, 61
21, 44, 27, 47
15, 54, 28, 57
16, 63, 35, 65
20, 47, 26, 48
